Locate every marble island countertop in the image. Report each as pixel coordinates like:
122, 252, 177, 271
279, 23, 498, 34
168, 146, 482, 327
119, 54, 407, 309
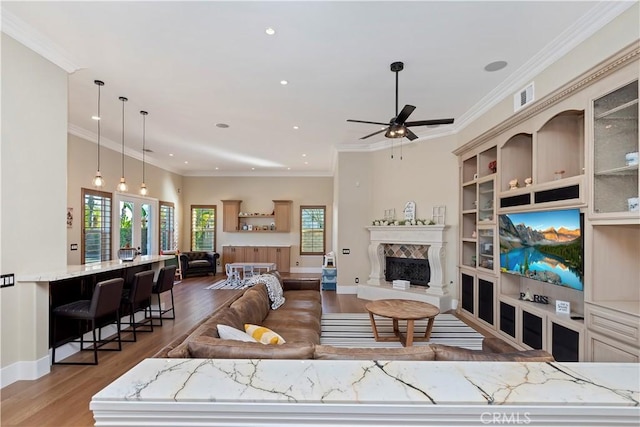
18, 254, 173, 282
91, 358, 639, 426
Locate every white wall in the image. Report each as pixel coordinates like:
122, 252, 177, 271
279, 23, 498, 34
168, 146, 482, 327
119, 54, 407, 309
1, 34, 68, 375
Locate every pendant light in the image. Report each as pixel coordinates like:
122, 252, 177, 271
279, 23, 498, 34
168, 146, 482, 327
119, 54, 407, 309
117, 96, 128, 192
92, 80, 105, 187
139, 110, 149, 196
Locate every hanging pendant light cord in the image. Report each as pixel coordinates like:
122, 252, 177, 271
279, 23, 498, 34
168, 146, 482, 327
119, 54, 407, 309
97, 84, 101, 171
120, 97, 127, 178
142, 112, 146, 182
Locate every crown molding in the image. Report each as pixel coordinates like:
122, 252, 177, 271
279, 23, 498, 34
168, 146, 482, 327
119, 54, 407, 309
68, 123, 332, 177
454, 1, 636, 132
181, 170, 334, 178
453, 41, 640, 156
67, 123, 184, 175
1, 7, 82, 73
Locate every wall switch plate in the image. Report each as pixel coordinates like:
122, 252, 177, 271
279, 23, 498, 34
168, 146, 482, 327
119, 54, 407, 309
342, 249, 350, 255
70, 243, 78, 251
1, 273, 15, 288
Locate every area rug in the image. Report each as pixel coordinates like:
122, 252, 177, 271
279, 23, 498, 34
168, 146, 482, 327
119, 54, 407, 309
321, 313, 483, 350
204, 279, 246, 290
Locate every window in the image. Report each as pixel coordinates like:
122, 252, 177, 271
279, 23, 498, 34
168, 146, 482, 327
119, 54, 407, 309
191, 205, 216, 251
82, 188, 112, 264
159, 201, 175, 252
300, 206, 325, 255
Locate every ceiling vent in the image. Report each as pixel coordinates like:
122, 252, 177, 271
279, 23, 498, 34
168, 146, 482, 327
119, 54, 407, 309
514, 82, 535, 112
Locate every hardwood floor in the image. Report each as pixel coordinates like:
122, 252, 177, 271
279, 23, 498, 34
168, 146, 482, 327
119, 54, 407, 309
0, 273, 370, 426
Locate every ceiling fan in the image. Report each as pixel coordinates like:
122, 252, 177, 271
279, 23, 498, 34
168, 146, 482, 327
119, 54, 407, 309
347, 61, 454, 142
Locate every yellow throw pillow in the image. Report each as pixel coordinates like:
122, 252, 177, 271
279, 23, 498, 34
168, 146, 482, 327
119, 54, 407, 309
244, 324, 286, 345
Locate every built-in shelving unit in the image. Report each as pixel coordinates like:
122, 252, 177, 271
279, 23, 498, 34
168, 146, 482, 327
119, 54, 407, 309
455, 44, 639, 363
222, 200, 292, 232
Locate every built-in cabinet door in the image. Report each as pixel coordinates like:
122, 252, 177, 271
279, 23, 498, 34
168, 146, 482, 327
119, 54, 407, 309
273, 200, 292, 232
222, 246, 245, 266
268, 247, 290, 273
460, 271, 475, 316
591, 79, 639, 217
245, 247, 269, 263
222, 200, 241, 232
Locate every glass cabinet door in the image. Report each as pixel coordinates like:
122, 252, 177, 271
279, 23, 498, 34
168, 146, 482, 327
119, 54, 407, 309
478, 179, 495, 223
593, 80, 639, 215
477, 227, 495, 271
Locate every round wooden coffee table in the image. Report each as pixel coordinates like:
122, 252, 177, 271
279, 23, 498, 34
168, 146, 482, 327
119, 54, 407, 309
365, 299, 440, 347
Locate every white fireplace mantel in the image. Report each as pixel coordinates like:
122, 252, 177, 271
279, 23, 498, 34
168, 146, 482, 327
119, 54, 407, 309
360, 225, 451, 310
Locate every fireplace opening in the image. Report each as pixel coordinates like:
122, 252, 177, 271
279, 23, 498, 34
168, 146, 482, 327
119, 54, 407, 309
385, 257, 430, 287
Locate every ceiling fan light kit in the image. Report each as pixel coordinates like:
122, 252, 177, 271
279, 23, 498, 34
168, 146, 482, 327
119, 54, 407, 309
347, 61, 455, 148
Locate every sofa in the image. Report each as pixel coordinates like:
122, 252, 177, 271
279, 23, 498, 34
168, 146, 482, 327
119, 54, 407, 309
155, 273, 554, 362
179, 251, 220, 278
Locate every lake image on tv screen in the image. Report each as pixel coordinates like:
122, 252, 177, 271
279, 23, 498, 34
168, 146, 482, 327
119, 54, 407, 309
499, 209, 583, 291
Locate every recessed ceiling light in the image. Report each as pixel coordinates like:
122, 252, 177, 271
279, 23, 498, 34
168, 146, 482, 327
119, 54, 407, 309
287, 167, 291, 170
216, 123, 229, 128
251, 167, 255, 170
265, 27, 276, 36
215, 167, 219, 170
91, 115, 100, 121
293, 126, 299, 130
184, 161, 188, 164
280, 80, 288, 85
302, 154, 307, 157
484, 60, 508, 72
304, 161, 308, 165
169, 153, 174, 157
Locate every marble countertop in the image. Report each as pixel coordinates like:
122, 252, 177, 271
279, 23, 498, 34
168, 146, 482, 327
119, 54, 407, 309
93, 358, 639, 406
18, 254, 173, 282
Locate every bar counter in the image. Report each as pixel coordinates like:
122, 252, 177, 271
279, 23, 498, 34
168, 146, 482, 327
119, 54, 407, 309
91, 358, 640, 426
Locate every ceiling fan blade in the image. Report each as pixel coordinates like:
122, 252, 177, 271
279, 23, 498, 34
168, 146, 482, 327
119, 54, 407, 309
405, 118, 455, 127
405, 128, 419, 141
394, 104, 416, 124
360, 128, 388, 140
347, 119, 391, 126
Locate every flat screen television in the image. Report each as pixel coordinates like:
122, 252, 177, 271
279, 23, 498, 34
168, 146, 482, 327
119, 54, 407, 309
499, 208, 583, 291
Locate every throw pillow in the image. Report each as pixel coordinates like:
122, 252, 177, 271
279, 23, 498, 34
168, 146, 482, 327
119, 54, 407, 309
217, 324, 257, 342
244, 274, 285, 309
244, 324, 286, 345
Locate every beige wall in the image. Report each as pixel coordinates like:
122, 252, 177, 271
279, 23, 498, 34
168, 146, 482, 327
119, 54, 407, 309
66, 134, 183, 264
334, 138, 459, 293
182, 176, 333, 270
334, 152, 374, 290
1, 34, 68, 373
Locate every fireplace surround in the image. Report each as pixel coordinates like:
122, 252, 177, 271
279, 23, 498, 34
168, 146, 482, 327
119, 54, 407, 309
358, 225, 451, 311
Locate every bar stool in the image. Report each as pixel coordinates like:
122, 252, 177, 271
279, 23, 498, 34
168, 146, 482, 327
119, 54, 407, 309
120, 270, 155, 342
51, 277, 124, 365
148, 265, 177, 326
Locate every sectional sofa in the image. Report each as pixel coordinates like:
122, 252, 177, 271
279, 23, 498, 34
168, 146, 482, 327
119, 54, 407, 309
155, 273, 554, 361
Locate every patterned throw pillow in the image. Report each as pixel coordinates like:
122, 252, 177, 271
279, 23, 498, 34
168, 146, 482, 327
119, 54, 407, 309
217, 324, 257, 342
244, 324, 286, 345
244, 274, 285, 309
